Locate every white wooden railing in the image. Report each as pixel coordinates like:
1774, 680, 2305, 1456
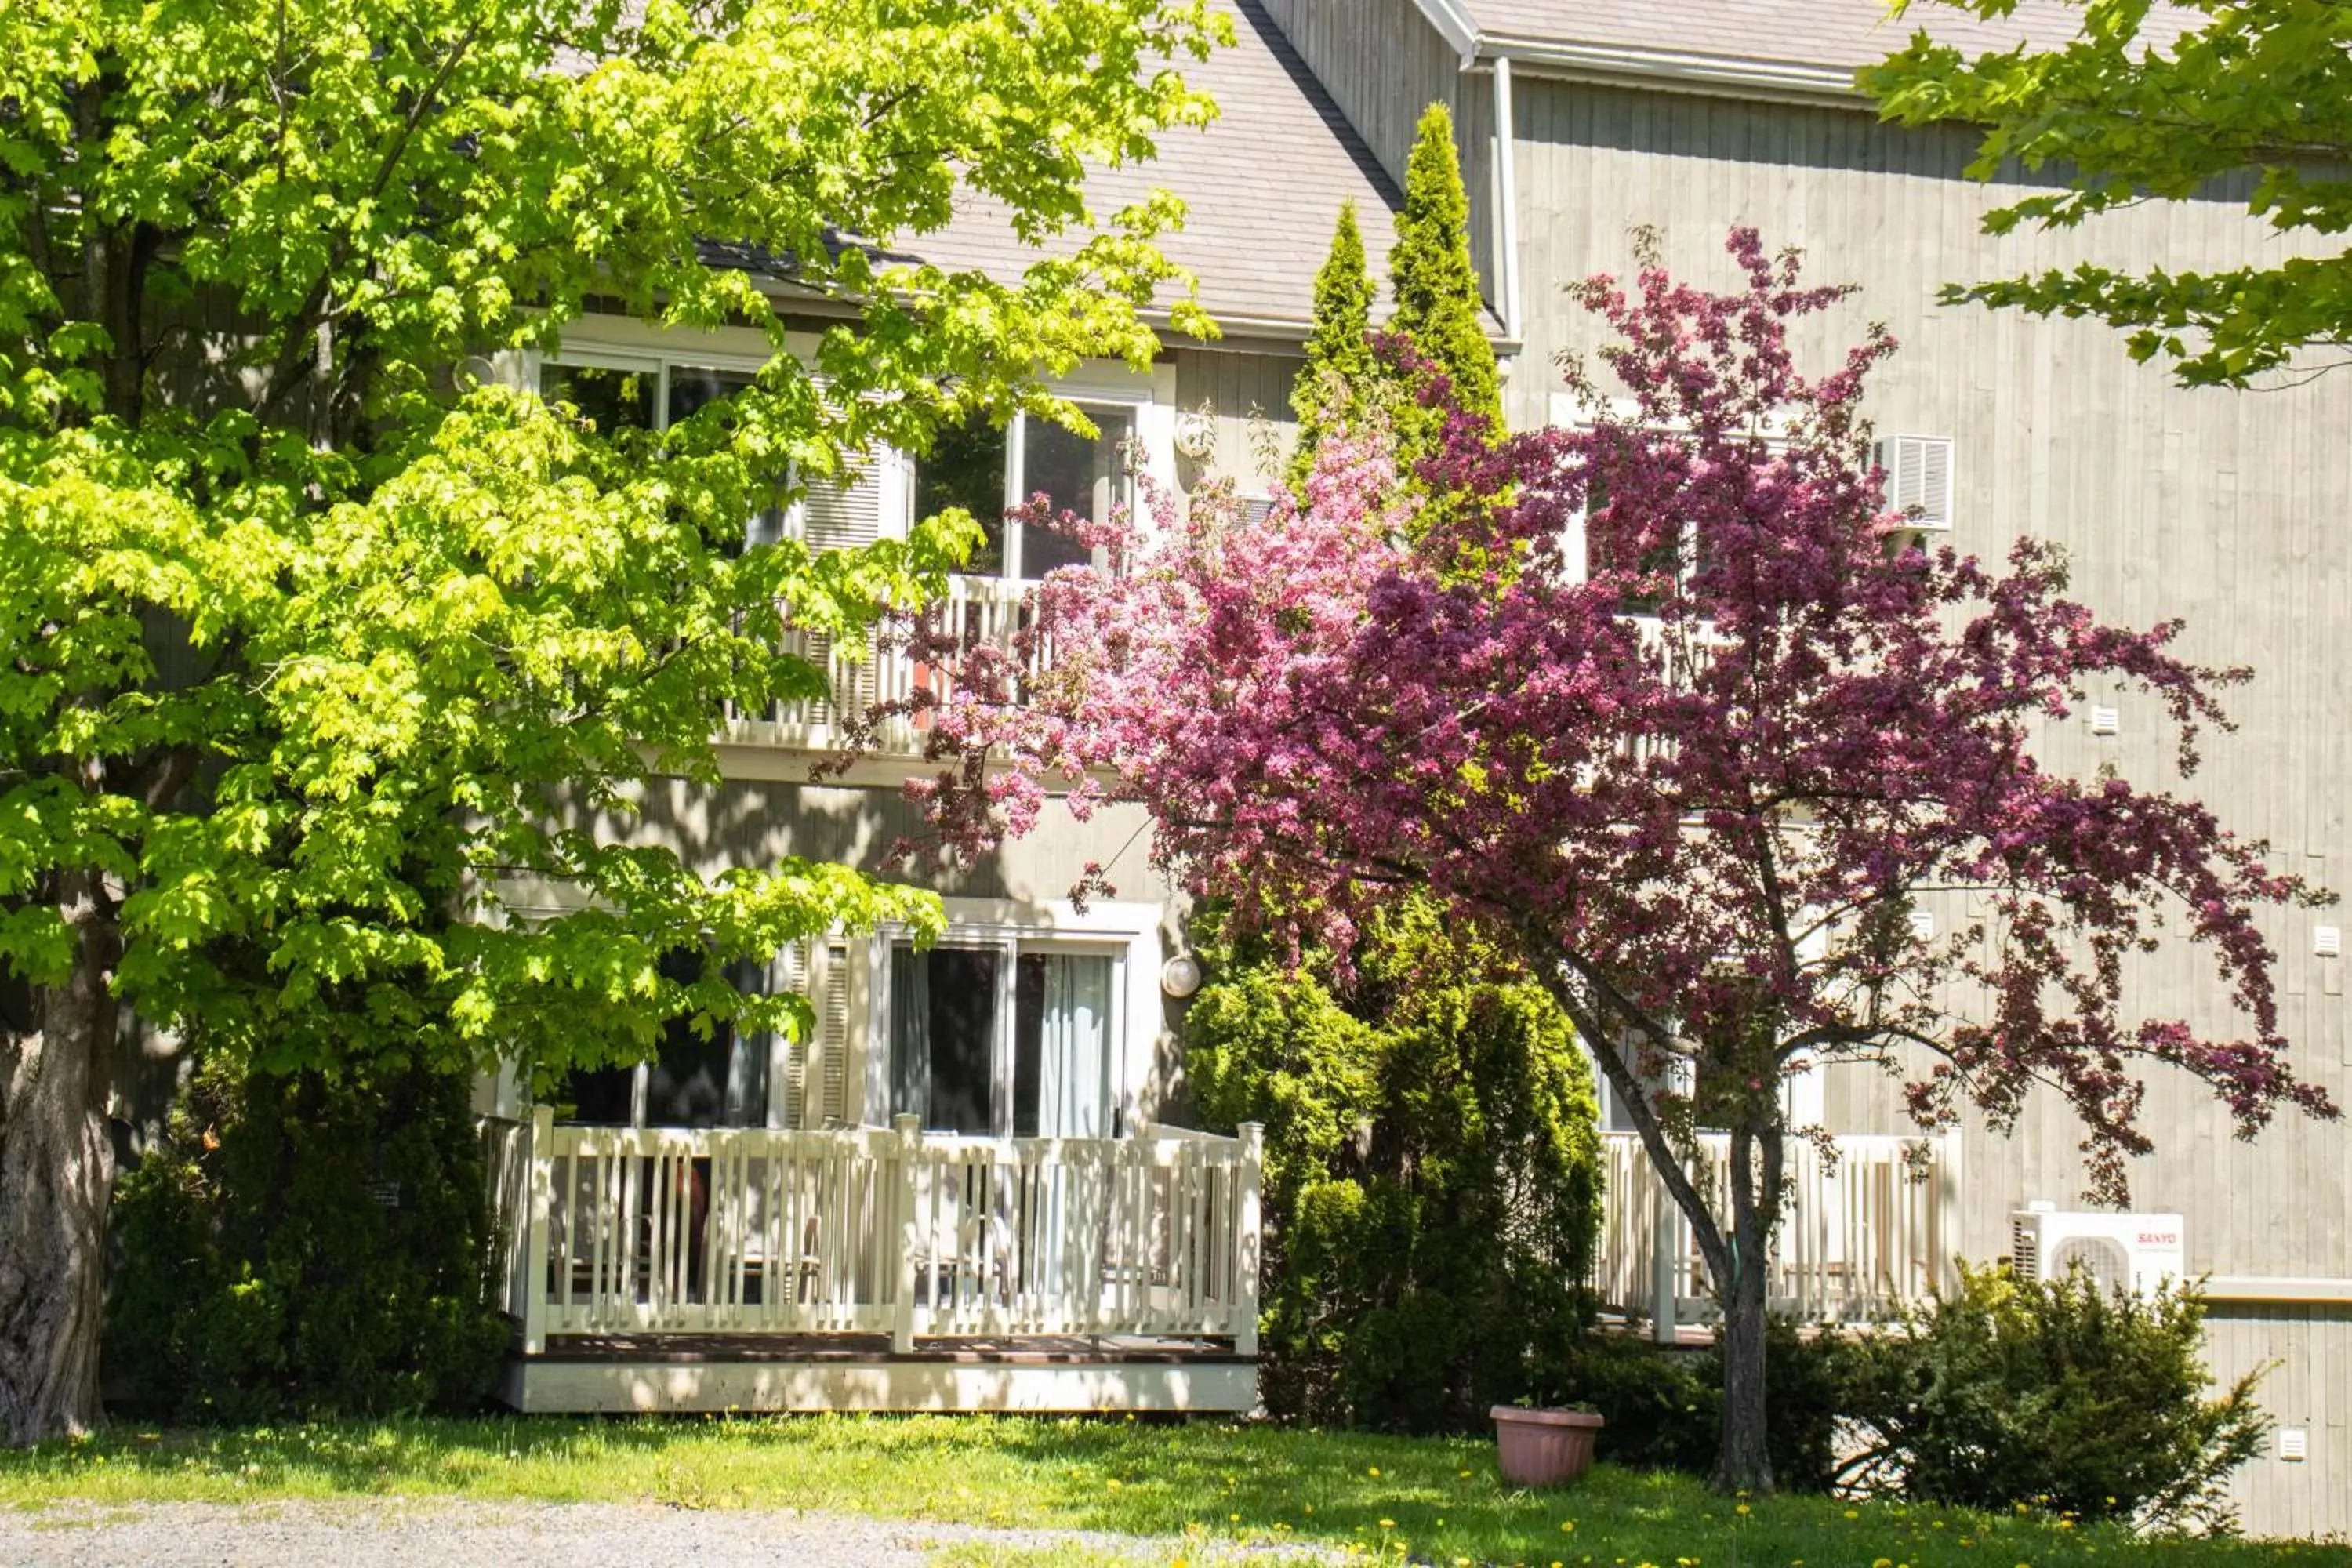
482, 1108, 1262, 1355
725, 574, 1040, 755
1592, 1131, 1961, 1325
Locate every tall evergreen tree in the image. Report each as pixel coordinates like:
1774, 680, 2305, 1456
1388, 103, 1501, 434
1289, 201, 1377, 488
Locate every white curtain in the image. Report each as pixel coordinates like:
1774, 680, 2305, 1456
1034, 955, 1113, 1138
888, 945, 931, 1124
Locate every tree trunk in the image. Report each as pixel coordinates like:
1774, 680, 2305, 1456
0, 892, 119, 1446
1709, 1123, 1776, 1494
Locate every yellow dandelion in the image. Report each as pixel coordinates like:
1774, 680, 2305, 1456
1843, 1510, 1860, 1519
1380, 1519, 1396, 1530
1369, 1466, 1381, 1477
1737, 1503, 1752, 1515
1229, 1513, 1240, 1523
1562, 1521, 1577, 1533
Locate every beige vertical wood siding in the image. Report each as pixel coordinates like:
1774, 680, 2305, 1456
2202, 1305, 2352, 1539
1174, 347, 1305, 501
1509, 76, 2352, 1536
619, 779, 1171, 908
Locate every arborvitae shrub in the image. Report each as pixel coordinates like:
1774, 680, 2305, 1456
107, 1054, 510, 1422
1290, 200, 1377, 489
1386, 101, 1501, 457
1185, 897, 1603, 1430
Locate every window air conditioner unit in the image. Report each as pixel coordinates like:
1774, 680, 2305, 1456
2009, 1205, 2185, 1297
1874, 434, 1955, 532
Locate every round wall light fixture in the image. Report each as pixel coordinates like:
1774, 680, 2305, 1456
1173, 405, 1218, 461
1160, 953, 1205, 999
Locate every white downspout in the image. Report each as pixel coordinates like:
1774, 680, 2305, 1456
1492, 55, 1523, 343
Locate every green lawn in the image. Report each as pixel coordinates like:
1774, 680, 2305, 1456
2, 1414, 2343, 1566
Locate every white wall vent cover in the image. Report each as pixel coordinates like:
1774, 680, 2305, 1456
1875, 435, 1955, 532
2317, 924, 2343, 959
2010, 1209, 2185, 1297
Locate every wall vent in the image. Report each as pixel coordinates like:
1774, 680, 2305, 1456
1875, 435, 1955, 532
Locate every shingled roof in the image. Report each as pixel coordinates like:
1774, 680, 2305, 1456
909, 0, 1402, 335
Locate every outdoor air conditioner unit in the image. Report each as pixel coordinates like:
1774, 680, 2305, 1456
2009, 1205, 2186, 1297
1875, 434, 1955, 532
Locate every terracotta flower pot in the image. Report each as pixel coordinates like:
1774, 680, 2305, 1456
1490, 1403, 1604, 1487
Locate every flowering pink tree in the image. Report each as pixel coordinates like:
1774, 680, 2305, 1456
880, 230, 2337, 1491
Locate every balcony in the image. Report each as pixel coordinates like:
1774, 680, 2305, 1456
1592, 1130, 1962, 1329
722, 575, 1036, 758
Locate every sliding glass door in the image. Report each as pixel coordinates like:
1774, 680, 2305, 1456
887, 941, 1118, 1137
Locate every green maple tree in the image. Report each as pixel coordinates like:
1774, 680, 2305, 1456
0, 0, 1225, 1443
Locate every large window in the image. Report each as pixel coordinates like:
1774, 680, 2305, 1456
538, 354, 884, 553
913, 406, 1135, 580
557, 949, 772, 1129
551, 941, 850, 1130
885, 940, 1120, 1137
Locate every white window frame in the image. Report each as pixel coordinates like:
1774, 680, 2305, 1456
928, 371, 1164, 583
1547, 394, 1793, 596
863, 897, 1160, 1136
523, 340, 913, 548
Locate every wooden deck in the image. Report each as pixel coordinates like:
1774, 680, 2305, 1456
482, 1112, 1264, 1413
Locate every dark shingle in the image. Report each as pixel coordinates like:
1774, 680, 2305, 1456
906, 0, 1402, 332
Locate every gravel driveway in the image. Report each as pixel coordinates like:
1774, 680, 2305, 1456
0, 1498, 1239, 1567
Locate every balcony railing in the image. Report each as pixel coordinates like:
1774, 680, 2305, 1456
1592, 1130, 1962, 1326
484, 1109, 1263, 1354
721, 573, 1036, 757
